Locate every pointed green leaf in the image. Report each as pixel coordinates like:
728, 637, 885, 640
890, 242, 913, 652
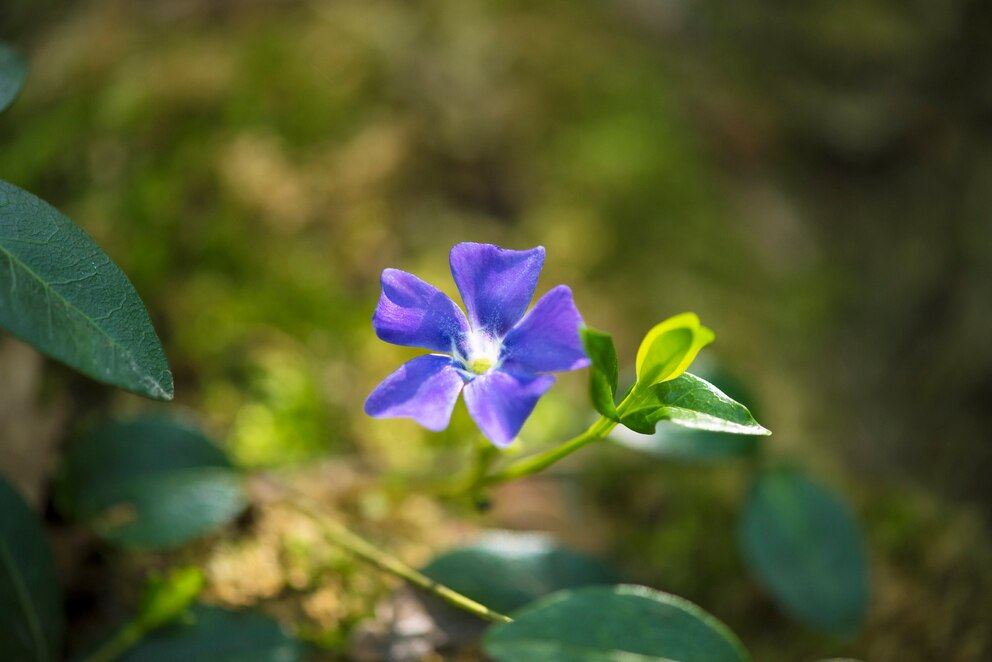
484, 585, 750, 662
0, 42, 27, 113
635, 313, 714, 386
119, 605, 306, 662
421, 531, 617, 614
739, 468, 869, 635
0, 476, 63, 662
56, 416, 247, 550
620, 373, 769, 436
580, 327, 619, 420
0, 180, 173, 400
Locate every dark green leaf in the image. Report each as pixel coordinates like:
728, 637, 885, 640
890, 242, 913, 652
420, 531, 617, 614
0, 42, 27, 113
620, 373, 769, 436
56, 416, 247, 550
580, 327, 619, 420
739, 468, 869, 635
118, 605, 306, 662
0, 476, 63, 662
0, 180, 173, 400
484, 585, 750, 662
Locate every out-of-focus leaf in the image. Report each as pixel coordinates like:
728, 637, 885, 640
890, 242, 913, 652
634, 313, 713, 387
137, 568, 206, 630
118, 605, 306, 662
420, 531, 617, 614
580, 327, 619, 420
484, 585, 750, 662
0, 180, 173, 400
56, 416, 247, 550
619, 373, 769, 437
0, 476, 63, 662
0, 42, 27, 113
739, 468, 869, 635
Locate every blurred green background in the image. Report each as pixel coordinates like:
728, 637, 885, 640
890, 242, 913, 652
1, 0, 991, 660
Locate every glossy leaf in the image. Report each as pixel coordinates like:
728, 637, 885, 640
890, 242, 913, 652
613, 424, 760, 462
580, 327, 619, 420
0, 180, 173, 400
0, 42, 27, 113
620, 373, 769, 436
56, 416, 247, 550
118, 605, 306, 662
484, 585, 750, 662
740, 468, 869, 635
635, 313, 714, 387
420, 531, 617, 614
0, 476, 63, 662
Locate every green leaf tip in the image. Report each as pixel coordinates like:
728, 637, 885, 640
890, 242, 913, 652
0, 180, 174, 401
621, 372, 770, 437
635, 313, 714, 387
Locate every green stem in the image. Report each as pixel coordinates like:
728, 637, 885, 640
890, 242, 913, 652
282, 490, 512, 624
79, 621, 145, 662
482, 416, 616, 485
482, 384, 651, 486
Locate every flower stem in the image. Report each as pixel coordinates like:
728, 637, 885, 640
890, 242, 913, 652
257, 479, 512, 624
482, 384, 650, 486
481, 416, 617, 485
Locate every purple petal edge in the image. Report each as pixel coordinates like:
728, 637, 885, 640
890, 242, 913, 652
365, 355, 467, 432
372, 268, 469, 353
449, 243, 545, 337
501, 284, 591, 374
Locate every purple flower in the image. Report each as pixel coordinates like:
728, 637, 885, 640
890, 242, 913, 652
365, 243, 591, 448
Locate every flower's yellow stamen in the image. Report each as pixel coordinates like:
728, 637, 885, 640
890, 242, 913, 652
471, 357, 493, 375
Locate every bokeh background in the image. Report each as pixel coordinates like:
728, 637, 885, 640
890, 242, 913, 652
2, 0, 991, 660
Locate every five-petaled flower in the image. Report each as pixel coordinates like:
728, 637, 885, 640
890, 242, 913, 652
365, 243, 590, 448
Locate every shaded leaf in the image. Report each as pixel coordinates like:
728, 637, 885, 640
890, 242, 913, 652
634, 313, 713, 386
580, 327, 619, 420
0, 476, 63, 662
56, 416, 247, 550
118, 605, 306, 662
0, 42, 27, 113
421, 531, 617, 614
484, 585, 750, 662
0, 180, 173, 400
739, 468, 869, 635
620, 373, 769, 436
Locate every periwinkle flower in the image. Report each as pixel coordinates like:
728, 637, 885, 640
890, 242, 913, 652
365, 243, 590, 448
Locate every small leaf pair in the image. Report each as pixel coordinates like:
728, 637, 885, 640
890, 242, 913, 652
582, 313, 769, 438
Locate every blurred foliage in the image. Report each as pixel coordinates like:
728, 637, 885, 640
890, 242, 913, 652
1, 0, 991, 660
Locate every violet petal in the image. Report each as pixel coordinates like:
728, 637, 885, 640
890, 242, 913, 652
373, 268, 470, 353
449, 243, 545, 337
463, 370, 555, 447
365, 355, 467, 431
501, 285, 591, 374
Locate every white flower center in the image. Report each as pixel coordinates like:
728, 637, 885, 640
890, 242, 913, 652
460, 329, 502, 375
